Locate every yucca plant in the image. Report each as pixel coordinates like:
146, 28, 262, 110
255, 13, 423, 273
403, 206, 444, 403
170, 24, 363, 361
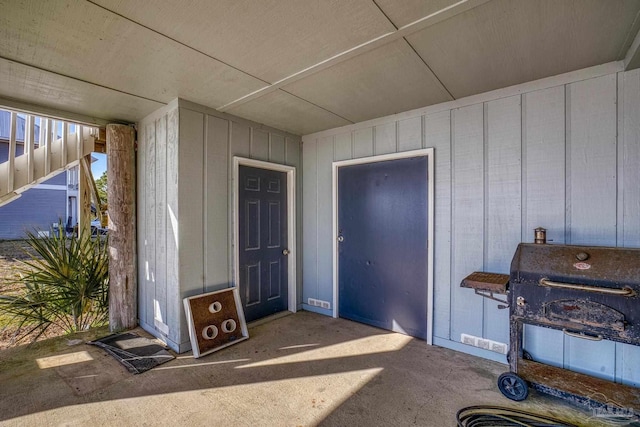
0, 225, 109, 343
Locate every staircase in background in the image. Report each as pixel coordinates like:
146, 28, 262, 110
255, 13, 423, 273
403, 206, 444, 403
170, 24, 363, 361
0, 110, 96, 207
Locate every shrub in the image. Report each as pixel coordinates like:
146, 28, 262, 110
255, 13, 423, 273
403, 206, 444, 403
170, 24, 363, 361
0, 226, 108, 343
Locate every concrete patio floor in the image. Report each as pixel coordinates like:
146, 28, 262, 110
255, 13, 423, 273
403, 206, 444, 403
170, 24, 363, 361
0, 311, 613, 426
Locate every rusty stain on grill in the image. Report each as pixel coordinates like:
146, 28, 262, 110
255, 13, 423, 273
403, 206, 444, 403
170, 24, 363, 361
510, 244, 640, 346
507, 243, 640, 410
543, 299, 626, 332
461, 240, 640, 410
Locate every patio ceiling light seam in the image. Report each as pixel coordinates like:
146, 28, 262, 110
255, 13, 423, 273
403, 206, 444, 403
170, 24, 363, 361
371, 0, 399, 31
217, 0, 491, 112
372, 0, 456, 102
403, 39, 456, 101
278, 89, 355, 124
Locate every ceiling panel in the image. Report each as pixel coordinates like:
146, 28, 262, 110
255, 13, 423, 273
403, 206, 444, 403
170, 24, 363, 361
407, 0, 640, 99
2, 0, 639, 135
226, 90, 351, 136
92, 0, 395, 84
374, 0, 459, 28
0, 0, 266, 109
283, 39, 452, 123
0, 58, 162, 123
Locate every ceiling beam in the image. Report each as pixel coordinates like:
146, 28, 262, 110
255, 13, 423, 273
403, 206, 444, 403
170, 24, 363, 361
218, 0, 491, 112
0, 96, 111, 128
621, 7, 640, 70
624, 25, 640, 70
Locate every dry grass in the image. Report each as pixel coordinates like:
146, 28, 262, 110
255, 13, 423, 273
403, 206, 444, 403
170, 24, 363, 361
0, 240, 65, 350
0, 240, 33, 286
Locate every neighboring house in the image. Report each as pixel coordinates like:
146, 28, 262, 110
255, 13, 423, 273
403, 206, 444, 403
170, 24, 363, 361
0, 110, 80, 240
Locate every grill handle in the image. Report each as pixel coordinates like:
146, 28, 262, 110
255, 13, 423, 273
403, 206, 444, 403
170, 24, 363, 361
562, 329, 603, 341
539, 278, 636, 297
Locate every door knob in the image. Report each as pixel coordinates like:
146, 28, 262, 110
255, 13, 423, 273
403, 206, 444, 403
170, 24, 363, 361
282, 249, 290, 255
337, 236, 344, 242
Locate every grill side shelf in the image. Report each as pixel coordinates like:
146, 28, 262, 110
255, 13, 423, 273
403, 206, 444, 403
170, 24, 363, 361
460, 272, 510, 308
460, 272, 509, 293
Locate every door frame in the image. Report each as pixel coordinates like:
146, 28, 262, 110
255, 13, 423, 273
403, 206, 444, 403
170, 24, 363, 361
332, 148, 434, 344
232, 157, 297, 316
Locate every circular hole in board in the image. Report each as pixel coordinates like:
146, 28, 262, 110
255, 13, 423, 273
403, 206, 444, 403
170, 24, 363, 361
201, 325, 219, 340
208, 301, 222, 313
221, 319, 237, 333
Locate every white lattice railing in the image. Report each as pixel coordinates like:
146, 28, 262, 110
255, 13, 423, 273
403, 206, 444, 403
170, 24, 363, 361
0, 110, 96, 206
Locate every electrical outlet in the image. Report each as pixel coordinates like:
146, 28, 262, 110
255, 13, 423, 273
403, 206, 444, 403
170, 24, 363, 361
461, 334, 476, 346
477, 338, 491, 350
308, 298, 331, 310
461, 334, 508, 354
490, 341, 508, 354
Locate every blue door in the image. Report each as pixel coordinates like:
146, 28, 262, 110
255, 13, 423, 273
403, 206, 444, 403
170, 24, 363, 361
338, 156, 428, 339
238, 165, 288, 322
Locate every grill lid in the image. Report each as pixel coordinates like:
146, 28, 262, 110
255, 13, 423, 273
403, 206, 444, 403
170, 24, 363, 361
510, 243, 640, 289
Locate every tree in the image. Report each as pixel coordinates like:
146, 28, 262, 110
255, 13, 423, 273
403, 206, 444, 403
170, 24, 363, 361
95, 171, 107, 205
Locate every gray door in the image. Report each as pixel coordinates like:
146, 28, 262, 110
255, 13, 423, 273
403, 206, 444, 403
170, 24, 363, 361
338, 156, 428, 339
238, 165, 288, 322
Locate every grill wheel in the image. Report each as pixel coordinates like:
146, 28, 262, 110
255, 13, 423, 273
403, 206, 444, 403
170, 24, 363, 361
497, 372, 529, 401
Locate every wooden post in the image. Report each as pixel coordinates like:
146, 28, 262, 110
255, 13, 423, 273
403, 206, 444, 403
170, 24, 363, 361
78, 154, 92, 236
107, 124, 137, 331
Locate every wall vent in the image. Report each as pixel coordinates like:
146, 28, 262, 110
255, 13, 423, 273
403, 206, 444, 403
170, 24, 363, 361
308, 298, 331, 310
461, 333, 508, 354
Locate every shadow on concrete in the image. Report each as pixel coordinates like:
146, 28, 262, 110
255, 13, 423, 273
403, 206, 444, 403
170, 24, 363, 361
0, 311, 599, 426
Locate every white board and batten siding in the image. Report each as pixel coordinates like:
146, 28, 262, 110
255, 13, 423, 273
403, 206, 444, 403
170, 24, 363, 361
301, 67, 640, 386
138, 99, 302, 352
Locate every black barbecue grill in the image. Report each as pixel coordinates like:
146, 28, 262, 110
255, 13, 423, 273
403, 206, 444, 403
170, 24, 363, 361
510, 244, 640, 346
462, 241, 640, 413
